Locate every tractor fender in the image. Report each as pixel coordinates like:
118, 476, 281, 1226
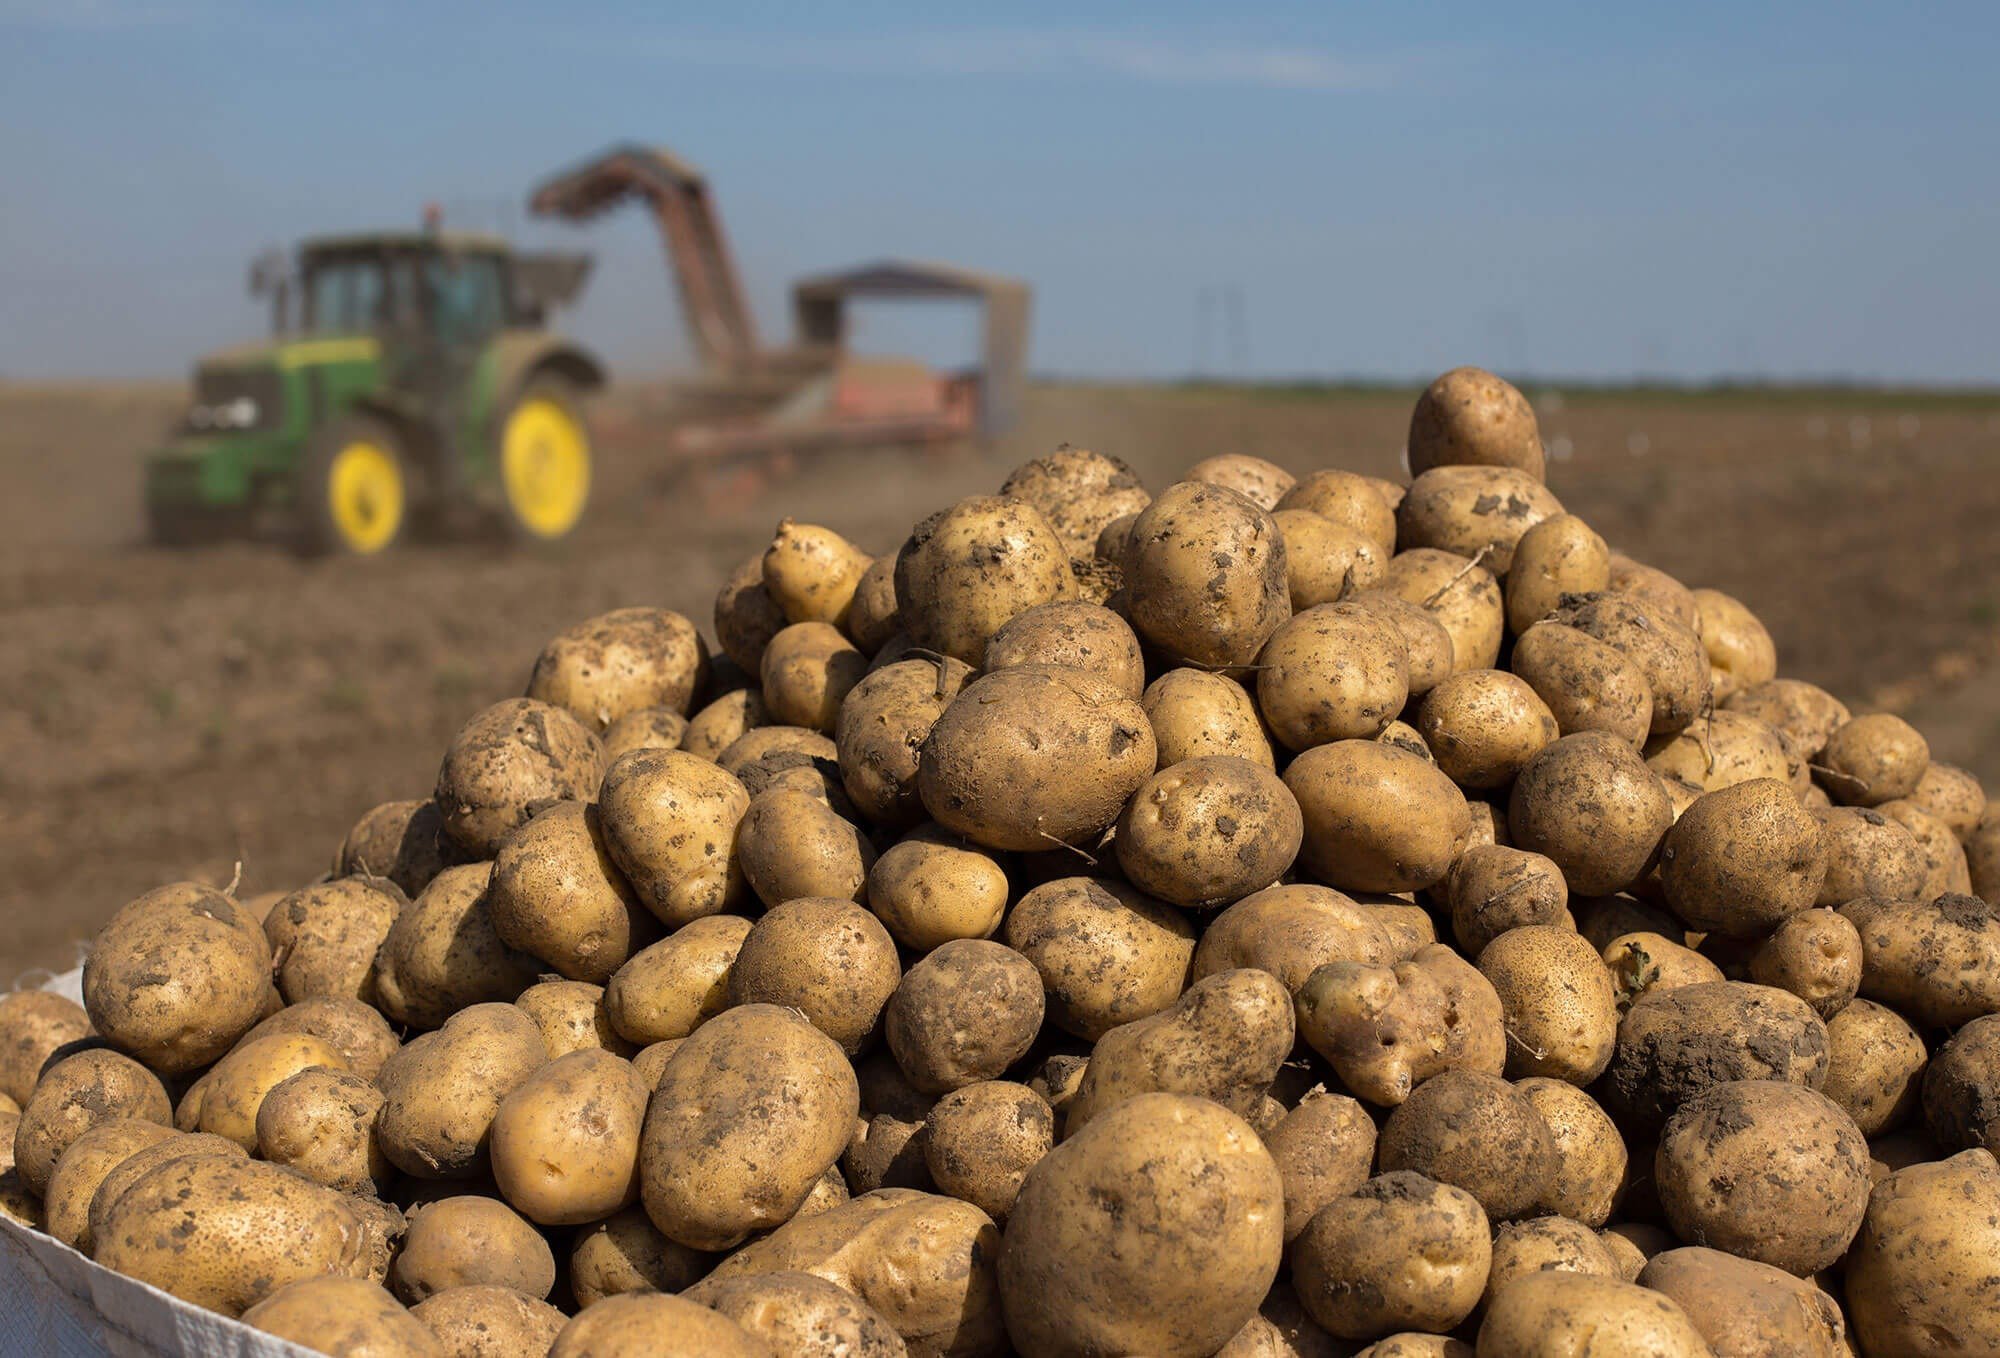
486, 331, 607, 405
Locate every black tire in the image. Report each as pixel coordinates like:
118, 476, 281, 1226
295, 412, 412, 556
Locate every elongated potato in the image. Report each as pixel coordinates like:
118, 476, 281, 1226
1285, 740, 1470, 894
1142, 669, 1276, 769
1505, 514, 1610, 635
1396, 465, 1562, 575
374, 863, 538, 1031
598, 748, 751, 927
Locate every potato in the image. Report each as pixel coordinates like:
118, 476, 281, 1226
1505, 513, 1610, 635
1725, 678, 1852, 761
763, 518, 873, 627
985, 600, 1144, 698
1065, 969, 1292, 1134
376, 1003, 549, 1180
702, 1189, 998, 1358
485, 1050, 646, 1226
1381, 547, 1504, 672
337, 797, 455, 899
0, 989, 92, 1107
1004, 876, 1196, 1040
81, 881, 276, 1076
843, 1113, 932, 1196
692, 1270, 909, 1358
1185, 453, 1295, 510
1510, 620, 1654, 748
884, 941, 1043, 1095
1508, 731, 1673, 897
433, 698, 603, 857
598, 748, 752, 927
1922, 1012, 2000, 1156
1349, 1337, 1469, 1358
14, 1047, 170, 1196
919, 664, 1154, 852
374, 863, 538, 1030
1377, 1069, 1556, 1219
1815, 806, 1928, 906
556, 1292, 775, 1357
1603, 982, 1829, 1129
1260, 1087, 1376, 1244
831, 555, 899, 655
714, 552, 788, 673
1879, 796, 1975, 898
1478, 924, 1620, 1083
922, 1081, 1053, 1224
527, 606, 707, 732
1285, 741, 1470, 894
1407, 366, 1544, 480
1395, 465, 1562, 574
1292, 1172, 1491, 1340
1001, 1093, 1282, 1358
1114, 756, 1301, 908
727, 898, 901, 1055
1840, 891, 2000, 1027
1342, 589, 1456, 696
1656, 1080, 1869, 1275
1192, 883, 1406, 993
599, 703, 690, 761
511, 979, 627, 1058
198, 1032, 348, 1151
1376, 718, 1432, 762
603, 914, 751, 1046
42, 1117, 175, 1252
893, 495, 1074, 665
83, 1130, 245, 1253
1686, 588, 1776, 704
1603, 931, 1723, 1009
1482, 1216, 1620, 1308
1446, 845, 1572, 955
247, 1065, 387, 1195
1295, 946, 1503, 1106
1256, 604, 1409, 751
1514, 1079, 1626, 1227
760, 621, 865, 734
834, 655, 975, 828
996, 446, 1150, 555
389, 1195, 556, 1303
264, 876, 403, 1006
1658, 779, 1826, 936
1414, 669, 1559, 790
1845, 1148, 2000, 1356
1553, 593, 1710, 737
1638, 1247, 1845, 1358
682, 687, 767, 762
865, 825, 1009, 951
1737, 907, 1862, 1017
412, 1284, 567, 1358
1906, 761, 1988, 842
641, 1004, 857, 1250
96, 1154, 398, 1315
243, 1277, 443, 1358
1818, 998, 1926, 1137
1477, 1273, 1711, 1357
734, 791, 872, 911
1644, 710, 1794, 795
1123, 480, 1291, 668
1818, 713, 1929, 806
1142, 669, 1276, 769
487, 800, 654, 984
1607, 553, 1700, 628
568, 1204, 714, 1307
233, 994, 400, 1080
1271, 469, 1394, 551
1273, 508, 1387, 608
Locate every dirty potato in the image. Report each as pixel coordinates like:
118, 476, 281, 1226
1004, 877, 1196, 1040
433, 698, 603, 857
1414, 669, 1559, 790
1256, 604, 1409, 751
527, 606, 707, 731
763, 518, 873, 627
1142, 669, 1276, 769
894, 495, 1074, 665
984, 599, 1145, 698
1407, 366, 1544, 480
1114, 756, 1302, 908
1505, 513, 1611, 635
1285, 741, 1471, 894
1395, 464, 1563, 574
374, 863, 538, 1030
598, 748, 752, 927
1123, 480, 1292, 669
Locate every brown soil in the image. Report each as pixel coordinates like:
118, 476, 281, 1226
3, 380, 1996, 979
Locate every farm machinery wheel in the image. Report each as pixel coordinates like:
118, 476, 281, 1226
497, 378, 593, 542
297, 414, 410, 556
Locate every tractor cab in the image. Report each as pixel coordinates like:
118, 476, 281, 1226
145, 229, 603, 554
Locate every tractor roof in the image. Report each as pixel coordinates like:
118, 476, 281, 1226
300, 230, 511, 257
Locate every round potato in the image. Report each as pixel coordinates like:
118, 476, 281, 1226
1256, 604, 1409, 751
527, 606, 707, 731
1907, 761, 1988, 841
569, 1203, 715, 1306
1123, 480, 1291, 668
1815, 806, 1928, 906
1505, 513, 1610, 635
244, 1277, 444, 1358
598, 748, 751, 928
1477, 1273, 1710, 1357
1380, 548, 1504, 672
1878, 796, 1974, 898
389, 1195, 556, 1303
918, 664, 1154, 852
1273, 508, 1386, 609
715, 552, 787, 673
0, 989, 92, 1107
1742, 907, 1862, 1017
1844, 1149, 2000, 1357
1922, 1012, 2000, 1155
41, 1117, 175, 1252
681, 687, 767, 762
412, 1285, 567, 1358
232, 994, 400, 1080
1553, 593, 1710, 737
1276, 469, 1397, 553
894, 494, 1074, 665
1141, 669, 1276, 769
884, 940, 1043, 1094
197, 1031, 348, 1151
1407, 366, 1544, 480
1285, 740, 1470, 894
760, 621, 865, 733
1185, 452, 1295, 510
922, 1081, 1053, 1224
834, 655, 976, 828
1395, 464, 1562, 574
433, 697, 603, 857
1263, 1088, 1376, 1242
264, 876, 404, 1006
1603, 981, 1829, 1130
490, 1049, 647, 1225
728, 898, 901, 1055
1819, 713, 1929, 806
864, 824, 1010, 951
1004, 876, 1195, 1040
1482, 1216, 1620, 1308
1515, 1078, 1626, 1227
605, 914, 753, 1045
1659, 779, 1826, 936
1342, 589, 1455, 695
1192, 883, 1406, 993
1115, 756, 1302, 908
1377, 1069, 1557, 1219
375, 1003, 550, 1180
374, 863, 538, 1030
736, 787, 874, 909
1510, 620, 1654, 748
1508, 731, 1673, 897
1446, 845, 1572, 955
985, 600, 1144, 698
552, 1291, 772, 1358
998, 446, 1151, 556
1414, 669, 1559, 790
256, 1066, 389, 1194
487, 800, 655, 984
762, 518, 872, 628
1478, 924, 1620, 1084
1001, 1093, 1283, 1358
1819, 998, 1926, 1136
1292, 1171, 1491, 1340
336, 798, 455, 899
14, 1047, 171, 1197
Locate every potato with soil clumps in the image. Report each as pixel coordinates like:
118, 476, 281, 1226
894, 494, 1074, 665
82, 881, 277, 1076
922, 1081, 1053, 1225
412, 1285, 567, 1358
1552, 593, 1710, 737
1285, 740, 1470, 894
985, 599, 1144, 697
1296, 945, 1505, 1106
389, 1195, 555, 1303
336, 798, 455, 898
14, 1048, 171, 1196
244, 1277, 444, 1357
1256, 603, 1408, 751
1477, 1273, 1710, 1357
1001, 1093, 1283, 1358
374, 864, 538, 1030
1123, 480, 1292, 668
1659, 778, 1826, 936
1815, 805, 1928, 905
1414, 669, 1559, 790
375, 1002, 549, 1180
1005, 877, 1195, 1040
433, 697, 603, 857
1505, 513, 1611, 634
1381, 548, 1504, 672
1142, 669, 1276, 769
736, 788, 875, 909
884, 941, 1043, 1095
526, 606, 707, 731
487, 800, 655, 984
257, 1067, 390, 1194
1408, 366, 1544, 480
1638, 1247, 1846, 1358
761, 621, 866, 733
695, 1271, 910, 1358
918, 664, 1154, 852
1185, 452, 1295, 510
641, 1004, 859, 1251
0, 989, 92, 1107
1840, 891, 2000, 1027
1481, 1217, 1621, 1308
1602, 981, 1829, 1129
729, 898, 901, 1055
598, 747, 752, 927
264, 876, 404, 1006
1508, 731, 1673, 896
490, 1048, 648, 1225
1291, 1172, 1491, 1341
1478, 924, 1622, 1084
1844, 1149, 2000, 1356
1922, 1012, 2000, 1155
1510, 620, 1654, 748
835, 654, 974, 828
1656, 1080, 1870, 1275
1395, 464, 1563, 574
1114, 756, 1301, 908
763, 519, 873, 627
1377, 1069, 1558, 1219
1818, 712, 1929, 806
999, 446, 1151, 556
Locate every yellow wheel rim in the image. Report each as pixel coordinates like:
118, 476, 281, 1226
327, 440, 404, 554
501, 397, 590, 539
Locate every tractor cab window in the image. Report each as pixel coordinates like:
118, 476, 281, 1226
422, 252, 505, 348
303, 257, 388, 333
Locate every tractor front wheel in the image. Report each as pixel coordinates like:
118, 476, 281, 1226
298, 414, 410, 556
496, 380, 592, 543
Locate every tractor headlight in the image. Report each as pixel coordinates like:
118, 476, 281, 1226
183, 370, 279, 434
222, 396, 259, 427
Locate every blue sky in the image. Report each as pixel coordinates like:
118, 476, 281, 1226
3, 2, 1997, 382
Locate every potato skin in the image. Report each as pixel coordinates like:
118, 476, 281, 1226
1115, 756, 1301, 908
1476, 1272, 1711, 1358
605, 914, 752, 1045
434, 698, 604, 857
1377, 1069, 1557, 1219
1907, 761, 1988, 841
761, 621, 866, 733
1510, 621, 1654, 749
1291, 1171, 1491, 1341
923, 1081, 1054, 1224
1000, 1093, 1283, 1358
197, 1032, 349, 1151
375, 1003, 549, 1180
487, 800, 655, 984
1691, 588, 1778, 703
1286, 740, 1470, 894
1343, 590, 1455, 696
1274, 508, 1386, 609
1256, 604, 1409, 751
1844, 1149, 2000, 1357
256, 1066, 389, 1194
1264, 1088, 1377, 1242
1660, 779, 1827, 936
1879, 797, 1974, 899
232, 994, 400, 1080
41, 1117, 175, 1252
83, 881, 278, 1076
1816, 806, 1928, 906
1276, 469, 1397, 553
374, 863, 538, 1030
641, 1004, 858, 1251
240, 1277, 443, 1357
885, 941, 1044, 1095
598, 747, 751, 928
835, 655, 975, 828
1508, 731, 1673, 897
1819, 998, 1926, 1137
14, 1047, 171, 1197
1413, 669, 1559, 790
527, 606, 707, 730
0, 989, 92, 1106
1380, 548, 1503, 672
1638, 1247, 1846, 1358
568, 1203, 715, 1306
1192, 883, 1405, 993
1726, 678, 1852, 760
1840, 891, 2000, 1027
1481, 1217, 1620, 1309
894, 494, 1075, 665
1395, 464, 1563, 574
1003, 876, 1196, 1040
1922, 1012, 2000, 1155
729, 898, 902, 1055
552, 1292, 775, 1357
682, 687, 767, 762
1447, 845, 1572, 955
1656, 1080, 1870, 1275
389, 1195, 556, 1303
411, 1284, 567, 1358
1295, 946, 1504, 1107
1142, 669, 1276, 769
1506, 514, 1610, 635
1553, 594, 1711, 738
1602, 982, 1829, 1130
919, 664, 1155, 852
1123, 480, 1292, 669
1407, 366, 1544, 481
865, 825, 1009, 952
1518, 1079, 1627, 1226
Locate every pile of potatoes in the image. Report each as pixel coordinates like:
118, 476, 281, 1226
7, 366, 2000, 1358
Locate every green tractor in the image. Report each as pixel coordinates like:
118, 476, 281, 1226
144, 229, 604, 554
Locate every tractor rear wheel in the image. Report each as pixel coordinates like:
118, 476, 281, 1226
298, 414, 410, 556
496, 379, 592, 543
